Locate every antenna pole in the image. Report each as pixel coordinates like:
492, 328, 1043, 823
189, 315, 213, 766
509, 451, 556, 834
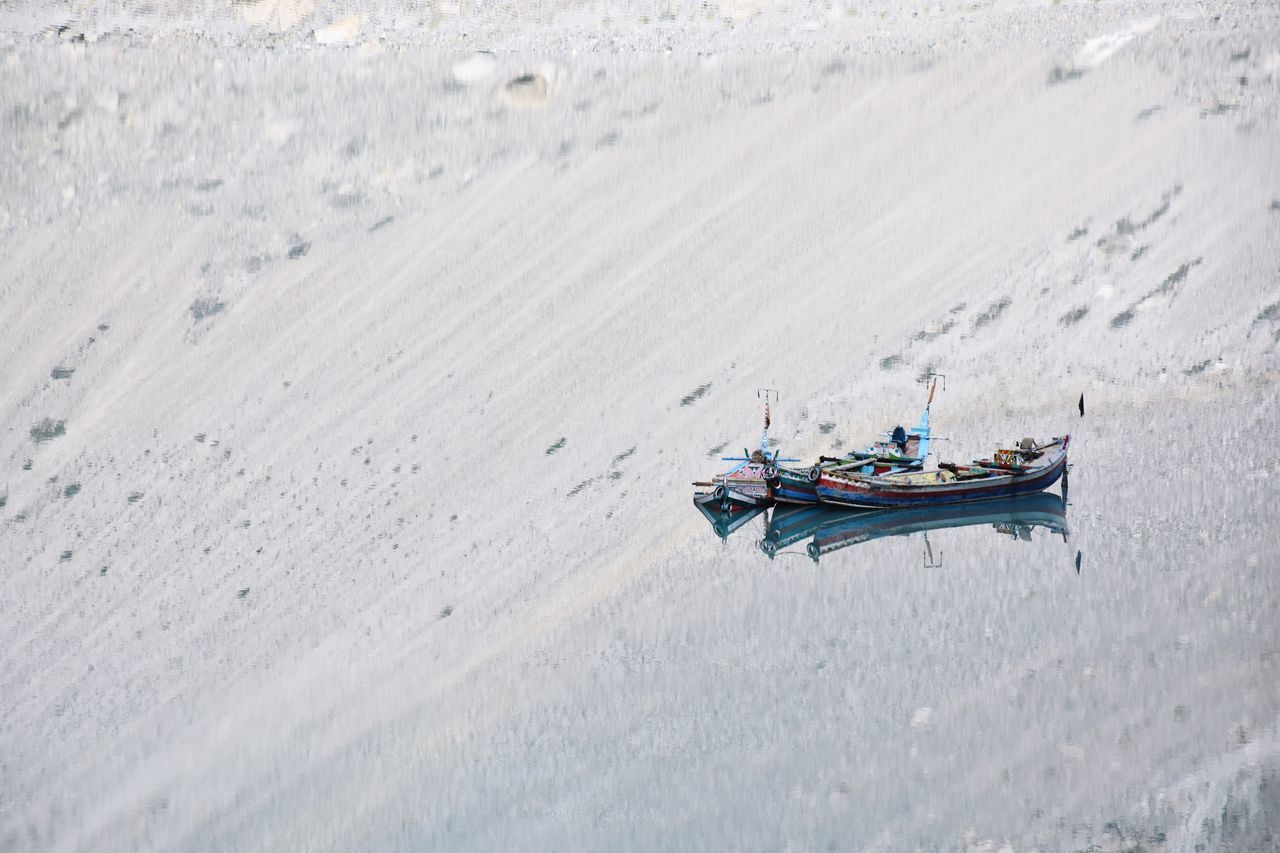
919, 372, 947, 399
757, 388, 779, 459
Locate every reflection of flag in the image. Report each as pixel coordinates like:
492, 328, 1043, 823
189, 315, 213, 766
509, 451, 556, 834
764, 401, 771, 430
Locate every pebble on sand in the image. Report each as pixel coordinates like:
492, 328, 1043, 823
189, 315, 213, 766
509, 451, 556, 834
315, 14, 361, 45
238, 0, 316, 33
501, 73, 549, 110
452, 51, 496, 84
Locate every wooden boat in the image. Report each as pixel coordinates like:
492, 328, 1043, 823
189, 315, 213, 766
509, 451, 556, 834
763, 380, 939, 504
692, 395, 798, 512
815, 435, 1071, 509
692, 453, 774, 512
762, 491, 1069, 562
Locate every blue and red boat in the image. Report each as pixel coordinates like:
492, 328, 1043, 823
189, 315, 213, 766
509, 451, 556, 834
764, 380, 939, 504
692, 394, 798, 512
816, 435, 1071, 509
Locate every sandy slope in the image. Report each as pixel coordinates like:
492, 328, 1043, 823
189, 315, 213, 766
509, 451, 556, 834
2, 3, 1279, 851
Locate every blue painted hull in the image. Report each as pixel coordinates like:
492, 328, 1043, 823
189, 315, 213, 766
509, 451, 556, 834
817, 437, 1070, 509
772, 473, 819, 504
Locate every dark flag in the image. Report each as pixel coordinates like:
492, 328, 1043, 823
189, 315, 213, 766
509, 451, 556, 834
1078, 393, 1085, 418
1075, 550, 1082, 575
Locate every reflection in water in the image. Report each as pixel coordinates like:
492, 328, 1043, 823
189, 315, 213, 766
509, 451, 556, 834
693, 499, 768, 541
696, 491, 1072, 563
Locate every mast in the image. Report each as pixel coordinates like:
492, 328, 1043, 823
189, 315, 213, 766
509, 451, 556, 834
758, 388, 778, 460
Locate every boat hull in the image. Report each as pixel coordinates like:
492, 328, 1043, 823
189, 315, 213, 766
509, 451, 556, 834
693, 462, 773, 510
816, 437, 1070, 509
771, 469, 819, 504
770, 458, 922, 505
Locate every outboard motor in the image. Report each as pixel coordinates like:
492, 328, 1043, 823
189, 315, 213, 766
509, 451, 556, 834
891, 424, 908, 453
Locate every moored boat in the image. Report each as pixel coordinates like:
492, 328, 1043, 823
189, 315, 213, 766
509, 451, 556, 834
763, 379, 939, 504
692, 453, 774, 512
816, 435, 1071, 509
692, 392, 798, 512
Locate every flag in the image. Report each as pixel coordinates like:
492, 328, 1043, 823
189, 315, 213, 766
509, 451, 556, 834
764, 401, 771, 430
1078, 393, 1085, 418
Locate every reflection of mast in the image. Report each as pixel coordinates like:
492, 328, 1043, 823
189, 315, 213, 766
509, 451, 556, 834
922, 531, 941, 568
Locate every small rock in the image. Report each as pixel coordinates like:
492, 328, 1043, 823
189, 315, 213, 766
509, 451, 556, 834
452, 51, 496, 83
315, 13, 360, 45
31, 418, 67, 443
502, 74, 549, 110
239, 0, 316, 32
190, 298, 225, 321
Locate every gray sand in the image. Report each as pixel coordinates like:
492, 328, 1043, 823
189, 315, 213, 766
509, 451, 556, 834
2, 2, 1279, 850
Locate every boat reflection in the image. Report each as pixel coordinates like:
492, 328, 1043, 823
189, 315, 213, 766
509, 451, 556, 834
693, 500, 769, 541
696, 491, 1070, 562
765, 491, 1070, 562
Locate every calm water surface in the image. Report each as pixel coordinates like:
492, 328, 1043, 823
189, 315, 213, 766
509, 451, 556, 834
401, 392, 1279, 851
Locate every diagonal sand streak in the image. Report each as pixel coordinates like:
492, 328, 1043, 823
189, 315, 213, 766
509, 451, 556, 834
67, 508, 709, 851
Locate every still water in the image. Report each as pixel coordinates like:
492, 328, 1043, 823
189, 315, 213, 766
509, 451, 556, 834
658, 394, 1278, 851
345, 390, 1280, 851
